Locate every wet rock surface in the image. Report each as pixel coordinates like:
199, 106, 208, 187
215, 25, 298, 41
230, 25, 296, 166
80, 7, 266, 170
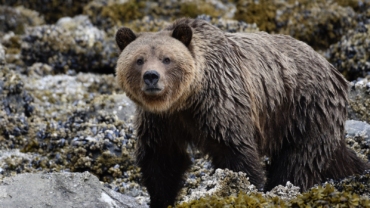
0, 0, 370, 207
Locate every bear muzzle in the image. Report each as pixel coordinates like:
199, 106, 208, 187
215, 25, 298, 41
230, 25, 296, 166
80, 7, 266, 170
142, 70, 163, 95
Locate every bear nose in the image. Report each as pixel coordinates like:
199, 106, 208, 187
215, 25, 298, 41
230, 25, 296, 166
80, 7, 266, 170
143, 70, 160, 86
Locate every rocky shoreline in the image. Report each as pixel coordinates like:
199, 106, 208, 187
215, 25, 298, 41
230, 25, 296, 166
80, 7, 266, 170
1, 0, 370, 207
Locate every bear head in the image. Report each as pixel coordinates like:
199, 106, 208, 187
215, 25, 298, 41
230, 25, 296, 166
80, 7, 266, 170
115, 24, 197, 113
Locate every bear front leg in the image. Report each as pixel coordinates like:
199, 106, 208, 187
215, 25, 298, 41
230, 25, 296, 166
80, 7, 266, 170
137, 141, 191, 208
202, 138, 265, 190
135, 112, 191, 208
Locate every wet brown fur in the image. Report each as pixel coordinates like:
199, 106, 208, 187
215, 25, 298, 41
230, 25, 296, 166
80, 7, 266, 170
115, 18, 369, 208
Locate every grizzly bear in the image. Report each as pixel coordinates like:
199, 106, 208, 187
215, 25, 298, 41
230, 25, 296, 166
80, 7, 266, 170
115, 18, 368, 208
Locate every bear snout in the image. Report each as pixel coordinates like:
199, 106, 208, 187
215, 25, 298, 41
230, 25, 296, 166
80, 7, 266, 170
143, 70, 160, 86
143, 70, 162, 95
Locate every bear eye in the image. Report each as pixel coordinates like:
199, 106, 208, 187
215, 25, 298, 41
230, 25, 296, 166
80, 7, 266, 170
136, 58, 144, 65
163, 57, 171, 64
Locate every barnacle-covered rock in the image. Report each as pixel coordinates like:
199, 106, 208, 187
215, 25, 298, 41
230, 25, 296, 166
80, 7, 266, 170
234, 0, 281, 33
84, 0, 235, 36
0, 66, 34, 120
345, 120, 370, 161
336, 0, 370, 12
235, 0, 356, 50
179, 0, 235, 19
0, 66, 35, 150
21, 15, 118, 74
176, 182, 370, 207
197, 15, 259, 33
0, 62, 144, 196
347, 78, 370, 122
1, 32, 23, 65
178, 168, 257, 204
0, 43, 5, 65
120, 16, 171, 33
291, 184, 370, 207
176, 191, 289, 207
0, 6, 45, 34
327, 24, 370, 80
83, 0, 146, 35
331, 170, 370, 196
276, 0, 356, 50
0, 0, 90, 23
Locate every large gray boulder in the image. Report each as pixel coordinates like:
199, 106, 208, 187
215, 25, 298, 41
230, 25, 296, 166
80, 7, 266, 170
0, 171, 147, 208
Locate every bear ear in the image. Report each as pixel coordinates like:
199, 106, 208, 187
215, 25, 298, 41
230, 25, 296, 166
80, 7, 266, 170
116, 27, 136, 51
172, 24, 192, 47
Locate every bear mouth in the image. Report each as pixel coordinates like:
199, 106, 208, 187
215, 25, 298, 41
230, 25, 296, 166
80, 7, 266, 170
143, 87, 163, 95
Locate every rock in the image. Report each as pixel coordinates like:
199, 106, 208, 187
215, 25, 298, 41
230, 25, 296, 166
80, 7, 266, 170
178, 168, 258, 204
0, 66, 143, 201
0, 171, 147, 208
0, 6, 45, 34
344, 120, 370, 162
196, 15, 259, 33
83, 0, 146, 35
276, 0, 356, 50
327, 23, 370, 80
346, 120, 370, 139
348, 78, 370, 122
0, 0, 90, 23
21, 15, 118, 74
0, 44, 5, 65
0, 32, 23, 65
235, 0, 356, 50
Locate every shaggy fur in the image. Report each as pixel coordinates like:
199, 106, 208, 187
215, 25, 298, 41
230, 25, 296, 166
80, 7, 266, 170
115, 18, 369, 208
